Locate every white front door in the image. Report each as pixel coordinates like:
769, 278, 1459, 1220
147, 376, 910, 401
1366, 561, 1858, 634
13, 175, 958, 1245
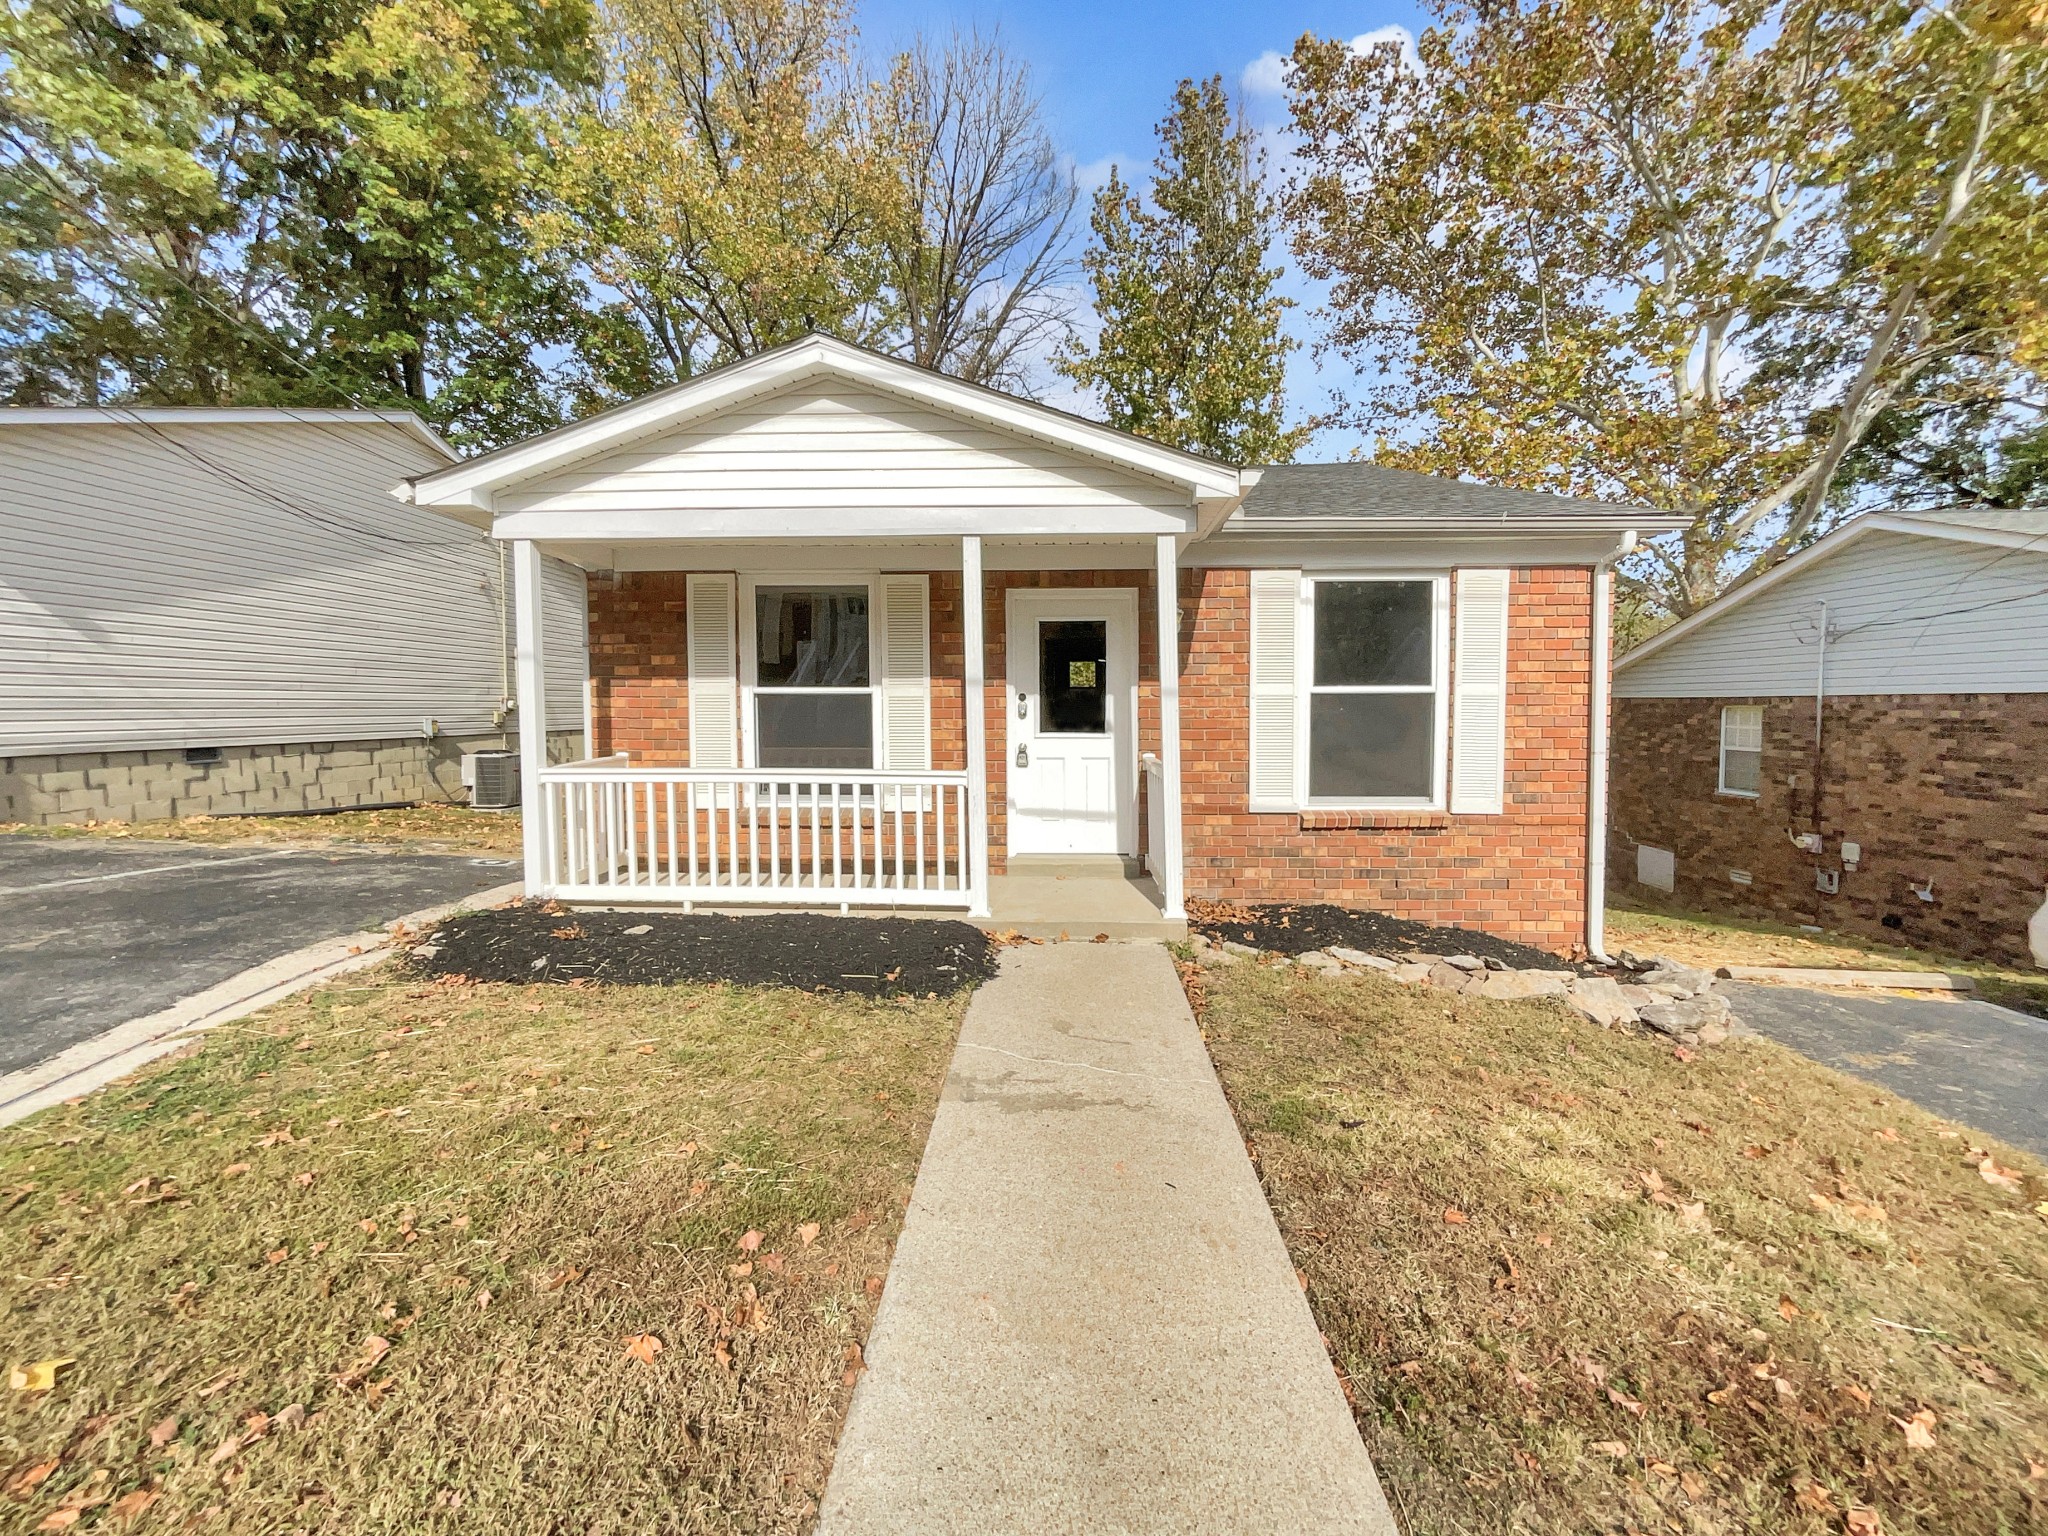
1005, 591, 1137, 856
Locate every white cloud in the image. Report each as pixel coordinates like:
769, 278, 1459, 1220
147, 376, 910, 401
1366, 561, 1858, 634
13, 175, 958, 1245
1348, 24, 1421, 74
1241, 50, 1288, 98
1068, 154, 1134, 195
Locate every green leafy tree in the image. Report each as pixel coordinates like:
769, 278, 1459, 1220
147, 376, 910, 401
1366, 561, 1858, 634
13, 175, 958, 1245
1060, 77, 1305, 465
1284, 0, 2048, 618
0, 0, 593, 446
533, 0, 907, 404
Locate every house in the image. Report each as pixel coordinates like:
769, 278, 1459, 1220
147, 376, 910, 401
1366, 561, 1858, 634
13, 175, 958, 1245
399, 337, 1684, 953
1, 408, 587, 825
1611, 505, 2048, 968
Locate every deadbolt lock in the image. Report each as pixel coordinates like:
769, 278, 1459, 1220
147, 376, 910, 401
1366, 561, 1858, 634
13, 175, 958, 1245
1015, 744, 1029, 768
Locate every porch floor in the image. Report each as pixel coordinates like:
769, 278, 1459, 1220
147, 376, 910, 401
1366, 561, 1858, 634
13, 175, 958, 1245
983, 856, 1184, 941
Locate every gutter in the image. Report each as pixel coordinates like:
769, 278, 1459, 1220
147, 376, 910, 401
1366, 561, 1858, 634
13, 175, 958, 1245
1585, 530, 1636, 962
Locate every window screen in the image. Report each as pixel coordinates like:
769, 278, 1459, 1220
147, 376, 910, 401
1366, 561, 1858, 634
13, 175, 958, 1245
1307, 579, 1438, 801
1719, 705, 1763, 796
752, 585, 874, 770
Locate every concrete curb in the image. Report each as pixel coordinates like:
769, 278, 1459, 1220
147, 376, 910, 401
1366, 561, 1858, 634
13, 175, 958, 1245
1716, 965, 1978, 993
0, 880, 525, 1128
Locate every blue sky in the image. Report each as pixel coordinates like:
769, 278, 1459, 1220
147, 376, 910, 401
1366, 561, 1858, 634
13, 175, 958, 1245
856, 0, 1434, 458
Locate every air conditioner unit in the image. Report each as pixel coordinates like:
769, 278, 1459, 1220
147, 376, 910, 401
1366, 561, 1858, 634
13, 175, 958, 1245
469, 749, 520, 810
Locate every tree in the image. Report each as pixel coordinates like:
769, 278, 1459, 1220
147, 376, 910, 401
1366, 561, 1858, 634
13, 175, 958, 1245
875, 29, 1077, 392
1284, 0, 2048, 618
1059, 77, 1305, 464
0, 0, 593, 446
534, 0, 905, 403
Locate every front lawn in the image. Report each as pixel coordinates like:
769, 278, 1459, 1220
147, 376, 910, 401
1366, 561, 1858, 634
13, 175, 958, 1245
0, 804, 521, 857
1196, 960, 2048, 1536
1607, 900, 2048, 1020
1, 967, 964, 1533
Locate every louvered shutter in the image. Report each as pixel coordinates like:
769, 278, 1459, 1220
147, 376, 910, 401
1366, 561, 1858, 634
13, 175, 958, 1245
1449, 568, 1510, 814
686, 573, 738, 769
877, 574, 932, 772
1247, 569, 1302, 810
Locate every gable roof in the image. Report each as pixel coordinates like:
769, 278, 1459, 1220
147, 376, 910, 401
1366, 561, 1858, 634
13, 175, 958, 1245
400, 334, 1245, 514
1231, 463, 1685, 534
0, 405, 454, 460
1615, 506, 2048, 672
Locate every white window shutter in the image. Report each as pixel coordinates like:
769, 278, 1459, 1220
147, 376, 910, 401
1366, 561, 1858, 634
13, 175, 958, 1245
686, 573, 738, 770
878, 574, 932, 772
1247, 568, 1302, 810
1450, 568, 1510, 814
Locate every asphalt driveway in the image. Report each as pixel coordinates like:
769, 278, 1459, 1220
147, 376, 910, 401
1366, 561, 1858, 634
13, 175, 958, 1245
0, 836, 518, 1077
1727, 981, 2048, 1157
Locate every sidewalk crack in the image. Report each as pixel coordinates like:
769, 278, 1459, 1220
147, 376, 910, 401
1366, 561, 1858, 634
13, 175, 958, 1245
959, 1041, 1205, 1087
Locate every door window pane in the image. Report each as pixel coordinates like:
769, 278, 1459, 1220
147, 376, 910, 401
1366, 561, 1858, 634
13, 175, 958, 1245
1308, 694, 1434, 799
755, 693, 874, 769
1040, 620, 1108, 734
1314, 581, 1432, 686
755, 587, 869, 687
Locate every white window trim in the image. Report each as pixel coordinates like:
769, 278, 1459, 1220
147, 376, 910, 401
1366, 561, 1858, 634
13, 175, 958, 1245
737, 572, 882, 772
1717, 704, 1763, 799
1297, 572, 1451, 811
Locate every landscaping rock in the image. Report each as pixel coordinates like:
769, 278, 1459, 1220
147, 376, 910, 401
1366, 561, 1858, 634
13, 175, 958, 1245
1638, 996, 1731, 1037
1564, 975, 1638, 1027
1328, 946, 1396, 971
1468, 970, 1570, 1001
1482, 955, 1510, 971
1220, 940, 1262, 959
1195, 946, 1241, 968
1442, 954, 1485, 972
1636, 964, 1714, 998
1427, 962, 1475, 992
1296, 950, 1345, 972
1389, 963, 1434, 985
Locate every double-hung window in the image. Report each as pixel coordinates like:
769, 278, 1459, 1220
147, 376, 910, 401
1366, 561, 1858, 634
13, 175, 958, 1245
1304, 577, 1446, 804
1718, 705, 1762, 797
749, 584, 875, 770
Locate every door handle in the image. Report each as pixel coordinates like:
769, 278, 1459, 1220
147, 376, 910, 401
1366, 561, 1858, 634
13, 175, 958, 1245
1015, 745, 1029, 768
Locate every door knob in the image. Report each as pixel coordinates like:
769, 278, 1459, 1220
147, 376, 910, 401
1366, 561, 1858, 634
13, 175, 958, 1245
1015, 745, 1029, 768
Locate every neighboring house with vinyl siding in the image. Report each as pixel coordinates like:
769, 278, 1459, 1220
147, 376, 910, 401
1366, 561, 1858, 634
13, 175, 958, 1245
1610, 506, 2048, 967
1, 408, 587, 824
400, 335, 1686, 955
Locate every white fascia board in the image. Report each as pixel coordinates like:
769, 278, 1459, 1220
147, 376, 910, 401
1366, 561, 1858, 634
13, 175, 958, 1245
490, 504, 1194, 543
1191, 530, 1645, 569
407, 335, 1242, 509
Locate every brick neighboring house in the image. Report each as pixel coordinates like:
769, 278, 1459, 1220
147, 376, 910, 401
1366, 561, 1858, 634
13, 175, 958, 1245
400, 336, 1685, 954
1611, 506, 2048, 968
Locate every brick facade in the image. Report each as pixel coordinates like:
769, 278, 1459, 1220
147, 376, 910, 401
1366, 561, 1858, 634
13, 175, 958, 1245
587, 564, 1598, 954
1610, 694, 2048, 967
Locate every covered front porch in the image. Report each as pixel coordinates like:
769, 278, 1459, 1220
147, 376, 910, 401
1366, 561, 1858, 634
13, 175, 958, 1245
506, 533, 1190, 932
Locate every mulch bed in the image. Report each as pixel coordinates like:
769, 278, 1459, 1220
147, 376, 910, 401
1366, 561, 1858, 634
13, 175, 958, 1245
409, 905, 999, 997
1187, 899, 1585, 972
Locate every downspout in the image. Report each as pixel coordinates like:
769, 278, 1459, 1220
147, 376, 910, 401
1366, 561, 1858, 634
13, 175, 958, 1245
1585, 531, 1635, 963
1809, 599, 1830, 924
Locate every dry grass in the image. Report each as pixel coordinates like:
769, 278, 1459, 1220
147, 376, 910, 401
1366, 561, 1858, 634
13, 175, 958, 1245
1196, 960, 2048, 1536
1607, 899, 2048, 1020
0, 968, 964, 1533
0, 806, 522, 857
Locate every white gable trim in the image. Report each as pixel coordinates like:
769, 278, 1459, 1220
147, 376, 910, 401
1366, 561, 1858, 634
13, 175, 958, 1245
401, 336, 1243, 515
1614, 512, 2048, 674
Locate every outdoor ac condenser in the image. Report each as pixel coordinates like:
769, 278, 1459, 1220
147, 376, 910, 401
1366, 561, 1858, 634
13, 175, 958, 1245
469, 749, 520, 810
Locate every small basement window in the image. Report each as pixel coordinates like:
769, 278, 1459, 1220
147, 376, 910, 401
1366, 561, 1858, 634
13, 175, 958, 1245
1718, 705, 1762, 797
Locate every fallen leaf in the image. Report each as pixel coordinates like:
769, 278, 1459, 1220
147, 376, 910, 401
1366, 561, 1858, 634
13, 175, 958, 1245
335, 1334, 391, 1388
761, 1252, 785, 1276
840, 1342, 865, 1386
1894, 1408, 1936, 1449
797, 1222, 821, 1248
728, 1262, 753, 1278
1576, 1356, 1608, 1386
1706, 1384, 1738, 1405
1672, 1045, 1695, 1061
1977, 1157, 2023, 1192
108, 1488, 158, 1521
475, 1288, 493, 1311
1590, 1440, 1629, 1457
1779, 1295, 1802, 1320
9, 1358, 75, 1392
1606, 1385, 1646, 1416
294, 1172, 315, 1188
1677, 1200, 1708, 1228
360, 1219, 377, 1235
273, 1403, 305, 1429
220, 1163, 251, 1179
1792, 1474, 1836, 1513
266, 1248, 289, 1265
1647, 1460, 1678, 1480
1846, 1507, 1881, 1535
1839, 1382, 1873, 1407
1442, 1208, 1468, 1225
36, 1512, 81, 1531
737, 1230, 764, 1253
863, 1275, 884, 1299
207, 1433, 244, 1466
623, 1334, 664, 1365
1680, 1468, 1709, 1499
6, 1459, 58, 1494
541, 1266, 583, 1292
1875, 1127, 1900, 1142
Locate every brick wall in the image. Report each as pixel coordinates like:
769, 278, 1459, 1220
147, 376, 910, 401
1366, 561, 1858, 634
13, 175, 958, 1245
1610, 693, 2048, 967
587, 565, 1597, 953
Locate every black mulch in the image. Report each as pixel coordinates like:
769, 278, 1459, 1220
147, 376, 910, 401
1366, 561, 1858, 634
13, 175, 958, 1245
409, 906, 998, 997
1188, 900, 1588, 973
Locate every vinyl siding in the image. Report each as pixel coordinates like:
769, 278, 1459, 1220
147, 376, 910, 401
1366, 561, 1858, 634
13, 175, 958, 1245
1614, 530, 2048, 698
0, 419, 588, 754
497, 383, 1191, 516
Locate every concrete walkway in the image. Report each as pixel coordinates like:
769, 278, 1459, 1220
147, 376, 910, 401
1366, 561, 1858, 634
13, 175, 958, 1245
817, 943, 1396, 1535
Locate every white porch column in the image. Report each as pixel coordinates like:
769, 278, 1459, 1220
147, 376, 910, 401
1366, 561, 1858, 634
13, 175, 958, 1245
1154, 533, 1186, 919
512, 538, 549, 897
961, 536, 992, 917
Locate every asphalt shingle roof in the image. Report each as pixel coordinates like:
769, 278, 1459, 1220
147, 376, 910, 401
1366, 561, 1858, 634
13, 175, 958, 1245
1235, 462, 1661, 525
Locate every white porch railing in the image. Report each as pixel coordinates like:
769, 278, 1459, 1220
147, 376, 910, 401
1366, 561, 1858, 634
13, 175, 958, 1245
1140, 751, 1167, 880
534, 757, 979, 910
